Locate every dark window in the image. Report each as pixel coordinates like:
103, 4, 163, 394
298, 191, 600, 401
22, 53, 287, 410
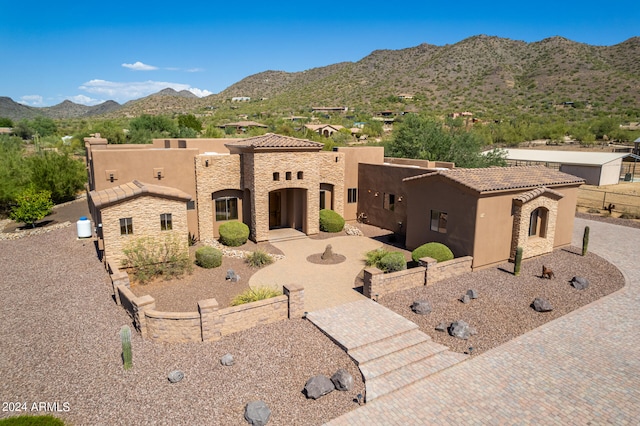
119, 218, 133, 235
297, 171, 303, 179
160, 213, 172, 231
273, 172, 280, 181
286, 171, 292, 180
383, 193, 395, 211
186, 200, 195, 210
347, 188, 357, 203
430, 210, 447, 233
215, 197, 238, 221
529, 208, 547, 237
319, 190, 326, 210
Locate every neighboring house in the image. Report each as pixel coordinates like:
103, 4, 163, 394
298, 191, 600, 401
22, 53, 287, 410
311, 106, 348, 113
398, 94, 413, 100
0, 127, 13, 135
499, 149, 640, 185
304, 124, 344, 137
231, 97, 251, 102
85, 135, 585, 270
219, 121, 268, 134
403, 167, 584, 269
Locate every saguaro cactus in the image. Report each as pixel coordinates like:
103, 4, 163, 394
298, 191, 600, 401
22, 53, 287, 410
582, 226, 590, 256
514, 246, 523, 276
121, 325, 132, 370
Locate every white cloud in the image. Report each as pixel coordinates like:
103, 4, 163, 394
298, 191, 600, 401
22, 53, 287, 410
67, 94, 103, 106
18, 95, 44, 106
79, 79, 213, 102
186, 67, 204, 73
122, 61, 158, 71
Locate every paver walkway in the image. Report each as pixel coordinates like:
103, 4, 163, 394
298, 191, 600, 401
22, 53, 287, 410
249, 235, 383, 311
327, 218, 640, 424
308, 299, 466, 402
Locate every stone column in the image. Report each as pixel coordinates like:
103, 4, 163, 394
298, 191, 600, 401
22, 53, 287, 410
199, 298, 222, 342
363, 267, 384, 299
418, 257, 438, 286
283, 284, 305, 318
132, 295, 155, 339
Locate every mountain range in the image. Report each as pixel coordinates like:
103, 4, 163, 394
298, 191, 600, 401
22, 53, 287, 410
2, 35, 639, 121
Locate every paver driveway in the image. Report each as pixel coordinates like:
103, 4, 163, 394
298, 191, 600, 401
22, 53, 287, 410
327, 218, 640, 425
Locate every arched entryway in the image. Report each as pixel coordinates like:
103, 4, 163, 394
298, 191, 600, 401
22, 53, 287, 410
269, 188, 308, 232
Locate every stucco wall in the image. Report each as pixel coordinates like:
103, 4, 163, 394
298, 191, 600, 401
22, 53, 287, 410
101, 196, 189, 267
336, 147, 385, 221
474, 195, 517, 268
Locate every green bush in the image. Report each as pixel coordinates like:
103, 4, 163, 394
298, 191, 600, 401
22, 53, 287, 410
0, 415, 66, 425
219, 221, 250, 246
9, 187, 53, 227
195, 246, 222, 269
411, 242, 454, 263
365, 248, 390, 267
121, 234, 192, 283
246, 249, 274, 268
230, 286, 282, 306
319, 209, 345, 232
377, 251, 407, 273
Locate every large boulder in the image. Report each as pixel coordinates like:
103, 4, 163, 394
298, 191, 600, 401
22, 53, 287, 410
304, 375, 335, 399
220, 353, 234, 366
466, 289, 478, 299
448, 320, 476, 340
331, 368, 353, 391
570, 276, 589, 290
410, 300, 432, 315
532, 298, 553, 312
167, 370, 184, 383
459, 294, 471, 304
244, 400, 271, 426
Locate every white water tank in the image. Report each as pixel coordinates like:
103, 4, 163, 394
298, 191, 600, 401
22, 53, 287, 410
77, 216, 92, 238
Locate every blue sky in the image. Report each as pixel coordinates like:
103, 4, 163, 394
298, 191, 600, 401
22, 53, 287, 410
1, 1, 637, 107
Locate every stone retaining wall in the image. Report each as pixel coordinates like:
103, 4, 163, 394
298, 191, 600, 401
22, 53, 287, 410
108, 265, 305, 343
363, 256, 473, 299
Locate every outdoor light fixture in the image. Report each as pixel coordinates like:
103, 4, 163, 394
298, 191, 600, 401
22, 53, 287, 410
303, 311, 308, 319
157, 171, 162, 180
374, 294, 379, 302
357, 393, 363, 405
205, 159, 209, 167
468, 347, 474, 355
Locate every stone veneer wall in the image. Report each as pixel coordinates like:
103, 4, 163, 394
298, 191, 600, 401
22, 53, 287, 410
114, 282, 304, 343
101, 196, 189, 267
363, 256, 473, 299
195, 154, 242, 241
247, 152, 323, 242
319, 152, 346, 217
511, 195, 559, 260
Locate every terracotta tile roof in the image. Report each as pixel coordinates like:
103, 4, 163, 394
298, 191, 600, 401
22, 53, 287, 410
404, 166, 584, 193
221, 121, 267, 127
90, 180, 192, 209
513, 187, 564, 204
229, 133, 324, 149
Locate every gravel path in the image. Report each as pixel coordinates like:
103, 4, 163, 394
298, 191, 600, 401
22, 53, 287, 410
379, 247, 625, 355
0, 227, 364, 425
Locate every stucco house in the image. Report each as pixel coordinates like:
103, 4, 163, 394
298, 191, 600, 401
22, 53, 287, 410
403, 167, 584, 269
85, 134, 584, 270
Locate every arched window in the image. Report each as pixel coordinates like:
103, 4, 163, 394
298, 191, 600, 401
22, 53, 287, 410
529, 207, 547, 237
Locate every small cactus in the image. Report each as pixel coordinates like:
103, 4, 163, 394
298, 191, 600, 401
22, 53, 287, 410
121, 325, 132, 370
582, 226, 590, 256
514, 246, 523, 276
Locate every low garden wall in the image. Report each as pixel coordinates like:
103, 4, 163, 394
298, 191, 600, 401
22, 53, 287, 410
363, 256, 473, 299
107, 262, 305, 343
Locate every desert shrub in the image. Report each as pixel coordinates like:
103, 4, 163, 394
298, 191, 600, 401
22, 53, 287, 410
230, 286, 282, 306
365, 248, 390, 267
319, 209, 345, 232
0, 415, 66, 425
195, 246, 222, 269
121, 234, 192, 283
619, 211, 640, 220
246, 249, 274, 268
218, 221, 250, 246
9, 187, 53, 227
377, 251, 407, 273
411, 242, 454, 263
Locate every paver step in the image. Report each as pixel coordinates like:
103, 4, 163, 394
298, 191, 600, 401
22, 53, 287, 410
358, 340, 450, 380
348, 329, 432, 365
365, 351, 468, 402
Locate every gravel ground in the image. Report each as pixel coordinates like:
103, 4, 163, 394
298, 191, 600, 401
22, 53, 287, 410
379, 247, 625, 355
575, 211, 640, 229
0, 227, 364, 426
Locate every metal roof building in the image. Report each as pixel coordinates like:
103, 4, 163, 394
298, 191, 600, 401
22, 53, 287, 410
494, 149, 639, 185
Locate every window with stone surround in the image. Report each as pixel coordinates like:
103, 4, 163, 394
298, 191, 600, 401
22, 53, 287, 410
297, 171, 303, 179
160, 213, 172, 231
273, 172, 280, 181
215, 197, 238, 221
430, 210, 447, 233
119, 218, 133, 235
286, 171, 292, 180
529, 207, 547, 237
